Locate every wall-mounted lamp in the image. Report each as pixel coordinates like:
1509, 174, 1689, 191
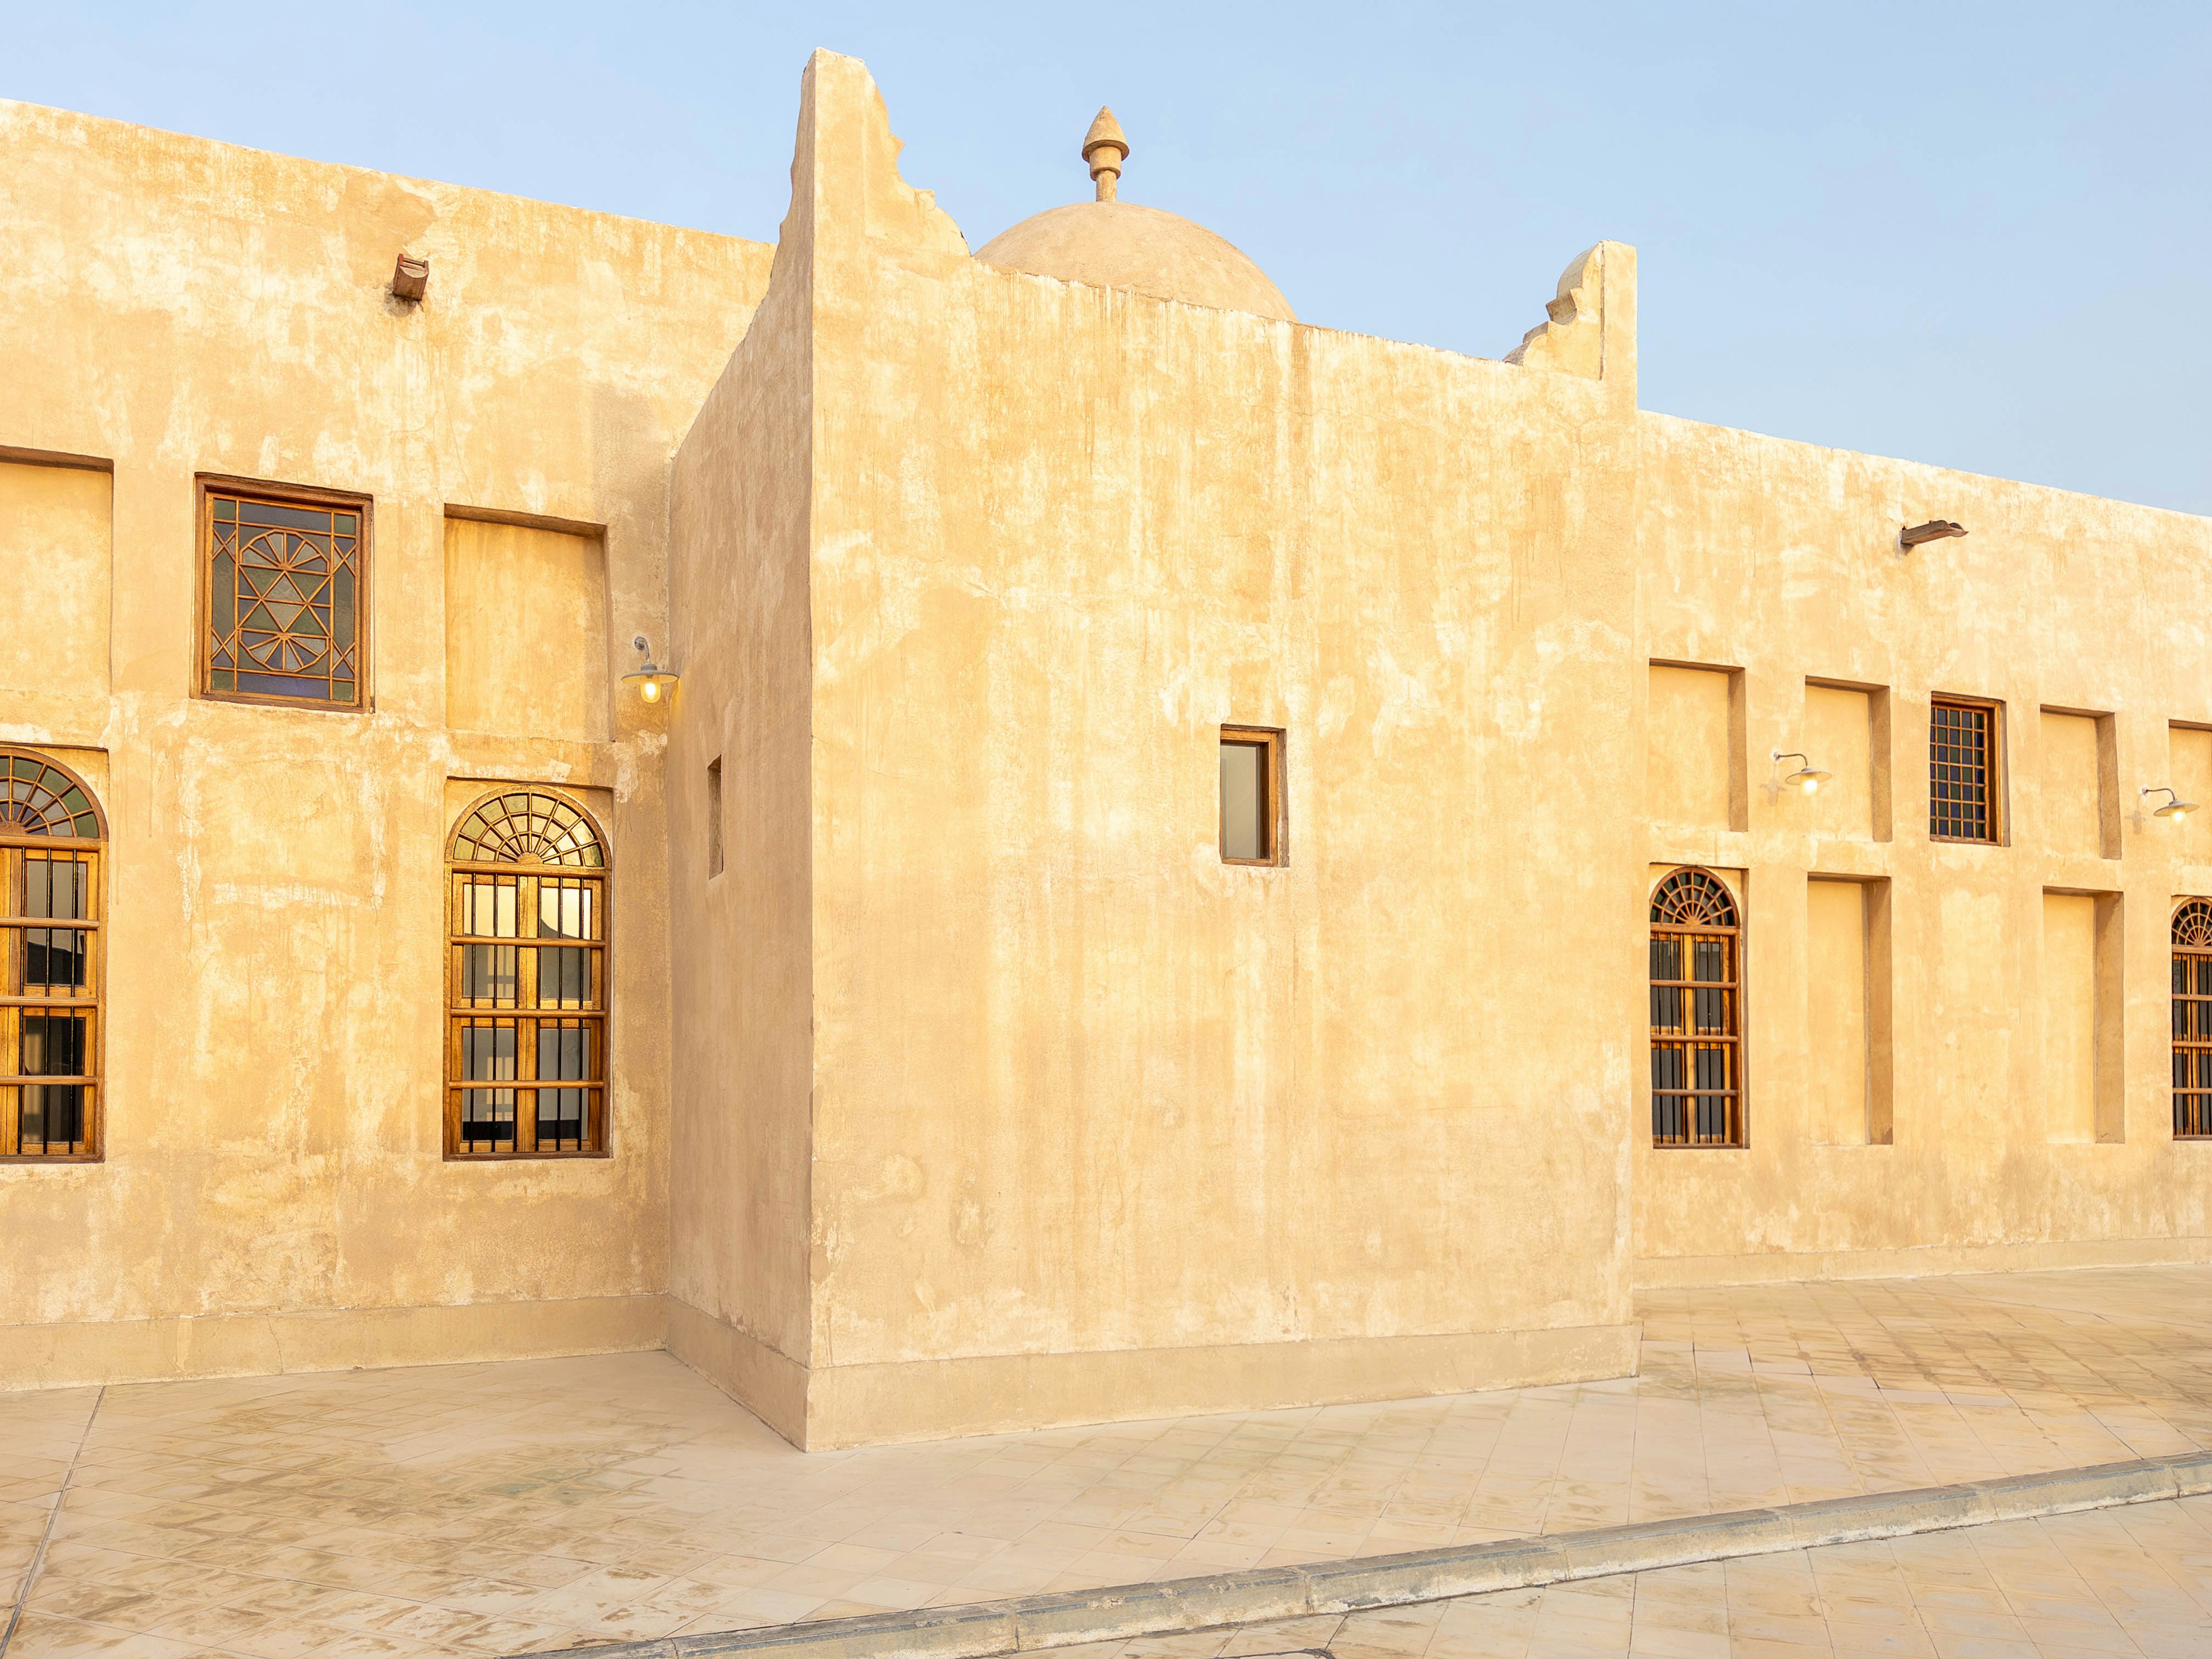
1773, 751, 1833, 795
2143, 786, 2199, 820
623, 635, 678, 704
1900, 519, 1968, 551
391, 253, 429, 302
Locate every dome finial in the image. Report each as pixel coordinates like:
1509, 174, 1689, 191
1082, 107, 1128, 203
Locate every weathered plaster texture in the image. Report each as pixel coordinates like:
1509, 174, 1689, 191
1634, 415, 2212, 1286
7, 50, 2211, 1445
0, 97, 770, 1381
664, 54, 1643, 1447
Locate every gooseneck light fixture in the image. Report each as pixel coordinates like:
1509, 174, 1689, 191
2143, 786, 2199, 820
623, 635, 678, 704
1772, 751, 1834, 795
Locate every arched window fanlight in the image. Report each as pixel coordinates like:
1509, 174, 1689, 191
1650, 867, 1743, 1149
445, 789, 608, 1157
2, 750, 106, 1160
2173, 901, 2212, 1139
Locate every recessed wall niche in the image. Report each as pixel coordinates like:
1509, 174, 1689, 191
2041, 888, 2124, 1144
0, 457, 110, 710
2169, 725, 2212, 862
444, 512, 609, 743
1802, 681, 1891, 842
1647, 662, 1743, 832
1806, 876, 1893, 1145
2039, 709, 2118, 859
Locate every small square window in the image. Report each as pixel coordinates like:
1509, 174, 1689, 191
199, 479, 370, 710
1220, 727, 1285, 866
1930, 697, 2001, 843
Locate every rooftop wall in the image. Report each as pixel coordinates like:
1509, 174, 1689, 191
0, 99, 770, 1382
694, 54, 1647, 1447
1633, 412, 2212, 1281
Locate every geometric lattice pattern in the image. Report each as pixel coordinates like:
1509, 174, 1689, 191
450, 790, 605, 867
2174, 901, 2212, 1138
204, 490, 363, 706
447, 789, 607, 1157
1650, 866, 1740, 928
1930, 699, 1995, 841
0, 752, 100, 837
1651, 866, 1743, 1148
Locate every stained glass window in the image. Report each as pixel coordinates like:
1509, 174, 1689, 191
203, 487, 366, 707
1650, 867, 1743, 1148
2, 749, 104, 1160
446, 790, 608, 1156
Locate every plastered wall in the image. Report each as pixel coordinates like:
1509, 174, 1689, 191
1634, 416, 2212, 1283
662, 104, 823, 1445
12, 52, 2212, 1440
0, 99, 771, 1384
661, 54, 1646, 1448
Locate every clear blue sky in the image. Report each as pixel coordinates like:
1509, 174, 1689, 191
10, 2, 2206, 514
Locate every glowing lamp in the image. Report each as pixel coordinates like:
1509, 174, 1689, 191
623, 635, 678, 704
2143, 786, 2199, 820
1772, 751, 1834, 796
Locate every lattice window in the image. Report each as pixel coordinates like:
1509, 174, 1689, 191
1, 751, 105, 1160
1930, 699, 1998, 842
1651, 866, 1742, 1148
202, 484, 367, 707
446, 789, 608, 1156
2175, 901, 2212, 1138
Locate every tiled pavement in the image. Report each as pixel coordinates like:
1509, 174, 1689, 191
1056, 1495, 2212, 1658
5, 1266, 2212, 1657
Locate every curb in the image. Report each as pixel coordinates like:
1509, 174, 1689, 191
537, 1451, 2212, 1659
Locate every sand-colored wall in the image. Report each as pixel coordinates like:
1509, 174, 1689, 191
735, 55, 1644, 1446
14, 52, 2212, 1438
1634, 414, 2212, 1284
0, 99, 771, 1384
662, 97, 823, 1447
444, 517, 611, 744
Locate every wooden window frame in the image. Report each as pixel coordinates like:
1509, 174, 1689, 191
2174, 900, 2212, 1139
1650, 866, 1745, 1149
1929, 694, 2003, 844
444, 787, 611, 1160
1, 749, 107, 1162
706, 756, 725, 880
1219, 726, 1287, 868
195, 474, 374, 713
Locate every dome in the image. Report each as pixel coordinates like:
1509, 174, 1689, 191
977, 202, 1295, 322
973, 107, 1295, 323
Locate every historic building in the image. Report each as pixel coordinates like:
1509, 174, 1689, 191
2, 51, 2209, 1449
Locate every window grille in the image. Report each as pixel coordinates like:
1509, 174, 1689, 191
446, 789, 608, 1156
1, 751, 104, 1160
2175, 901, 2212, 1138
1930, 699, 1998, 842
202, 483, 368, 708
1651, 866, 1743, 1147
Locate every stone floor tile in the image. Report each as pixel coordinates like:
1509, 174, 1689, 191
9, 1267, 2212, 1658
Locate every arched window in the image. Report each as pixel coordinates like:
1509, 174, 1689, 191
1650, 867, 1743, 1148
446, 789, 608, 1157
1, 750, 105, 1160
2173, 901, 2212, 1139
